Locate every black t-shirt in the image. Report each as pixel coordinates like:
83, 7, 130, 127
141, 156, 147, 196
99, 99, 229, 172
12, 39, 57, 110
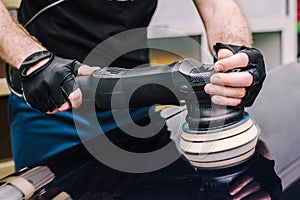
18, 0, 157, 67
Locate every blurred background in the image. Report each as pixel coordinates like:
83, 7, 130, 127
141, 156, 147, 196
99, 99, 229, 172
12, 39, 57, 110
0, 0, 299, 198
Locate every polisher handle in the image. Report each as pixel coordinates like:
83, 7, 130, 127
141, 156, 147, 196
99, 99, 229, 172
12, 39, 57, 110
77, 58, 244, 129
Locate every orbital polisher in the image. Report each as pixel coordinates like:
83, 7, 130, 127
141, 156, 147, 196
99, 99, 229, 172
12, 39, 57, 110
1, 44, 266, 199
79, 44, 266, 170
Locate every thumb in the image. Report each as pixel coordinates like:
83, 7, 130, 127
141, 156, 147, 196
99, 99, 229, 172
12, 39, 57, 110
77, 65, 100, 76
68, 88, 82, 108
61, 75, 82, 108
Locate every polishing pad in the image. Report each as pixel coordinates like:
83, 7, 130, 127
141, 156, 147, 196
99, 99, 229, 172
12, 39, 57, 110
180, 113, 260, 169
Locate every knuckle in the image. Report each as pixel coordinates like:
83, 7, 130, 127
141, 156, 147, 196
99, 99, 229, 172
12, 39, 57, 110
244, 73, 253, 86
232, 98, 242, 106
240, 52, 250, 66
238, 98, 243, 105
236, 88, 246, 98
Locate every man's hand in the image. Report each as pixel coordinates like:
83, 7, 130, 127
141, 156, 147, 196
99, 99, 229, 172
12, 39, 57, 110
20, 51, 98, 114
228, 175, 271, 200
204, 43, 266, 107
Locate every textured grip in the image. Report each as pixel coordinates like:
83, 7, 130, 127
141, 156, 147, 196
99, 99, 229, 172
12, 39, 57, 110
189, 68, 215, 83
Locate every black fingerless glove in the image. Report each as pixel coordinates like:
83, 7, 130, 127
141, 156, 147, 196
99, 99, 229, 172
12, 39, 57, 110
19, 51, 81, 112
213, 43, 266, 107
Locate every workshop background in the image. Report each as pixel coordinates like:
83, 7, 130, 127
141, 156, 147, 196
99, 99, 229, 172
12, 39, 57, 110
0, 0, 299, 197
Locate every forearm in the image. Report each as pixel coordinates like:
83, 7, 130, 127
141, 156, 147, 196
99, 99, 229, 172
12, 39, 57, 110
0, 1, 45, 68
193, 0, 252, 52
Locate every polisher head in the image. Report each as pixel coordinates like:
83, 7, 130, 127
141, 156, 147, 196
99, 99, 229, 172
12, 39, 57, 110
180, 112, 260, 169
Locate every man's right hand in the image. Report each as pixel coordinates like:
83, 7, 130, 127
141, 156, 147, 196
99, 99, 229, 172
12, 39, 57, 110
19, 51, 98, 114
205, 43, 266, 108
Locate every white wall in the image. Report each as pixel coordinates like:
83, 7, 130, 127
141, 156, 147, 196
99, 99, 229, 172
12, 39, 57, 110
148, 0, 297, 69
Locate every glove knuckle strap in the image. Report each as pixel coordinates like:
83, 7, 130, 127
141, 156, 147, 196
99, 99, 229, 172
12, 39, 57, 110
19, 51, 53, 77
213, 43, 247, 59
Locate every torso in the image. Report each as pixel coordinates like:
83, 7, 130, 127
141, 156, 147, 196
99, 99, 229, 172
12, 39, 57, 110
18, 0, 158, 67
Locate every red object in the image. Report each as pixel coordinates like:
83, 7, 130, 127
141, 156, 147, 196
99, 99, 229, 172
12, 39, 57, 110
298, 0, 300, 21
